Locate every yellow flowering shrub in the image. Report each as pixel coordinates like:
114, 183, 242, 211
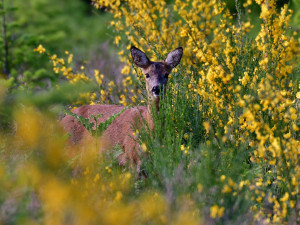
0, 106, 205, 224
90, 0, 299, 223
1, 0, 299, 224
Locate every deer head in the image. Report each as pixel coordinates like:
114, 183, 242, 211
130, 46, 183, 111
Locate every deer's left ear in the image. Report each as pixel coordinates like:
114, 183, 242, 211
164, 47, 183, 68
130, 46, 151, 68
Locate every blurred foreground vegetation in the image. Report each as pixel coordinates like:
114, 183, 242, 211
0, 0, 300, 224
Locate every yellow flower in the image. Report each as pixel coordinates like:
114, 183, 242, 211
34, 44, 46, 53
256, 196, 262, 203
183, 133, 189, 140
290, 113, 297, 120
115, 191, 123, 202
292, 123, 299, 131
15, 108, 41, 149
121, 65, 130, 75
180, 27, 189, 37
220, 175, 226, 182
260, 4, 270, 19
203, 121, 210, 134
289, 107, 296, 114
141, 143, 147, 152
210, 205, 225, 219
283, 131, 291, 139
180, 145, 185, 151
221, 184, 232, 193
67, 54, 73, 64
114, 35, 121, 45
238, 100, 246, 107
280, 192, 289, 202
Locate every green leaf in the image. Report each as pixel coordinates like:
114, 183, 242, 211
67, 106, 129, 137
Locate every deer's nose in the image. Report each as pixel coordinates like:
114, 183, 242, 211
152, 86, 160, 96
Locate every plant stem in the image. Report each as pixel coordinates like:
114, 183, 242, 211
1, 0, 9, 77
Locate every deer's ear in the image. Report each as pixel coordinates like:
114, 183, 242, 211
130, 46, 151, 68
165, 47, 183, 68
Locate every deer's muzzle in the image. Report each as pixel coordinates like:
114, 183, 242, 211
151, 86, 163, 97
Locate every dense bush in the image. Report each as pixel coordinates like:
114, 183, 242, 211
0, 0, 299, 224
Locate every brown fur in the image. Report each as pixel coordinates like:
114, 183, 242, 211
60, 104, 152, 165
142, 62, 172, 111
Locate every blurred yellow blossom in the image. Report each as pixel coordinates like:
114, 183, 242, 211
210, 205, 225, 218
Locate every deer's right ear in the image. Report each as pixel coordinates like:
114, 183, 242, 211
130, 46, 151, 68
165, 47, 183, 68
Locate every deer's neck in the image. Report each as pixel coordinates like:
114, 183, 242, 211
147, 96, 160, 112
145, 97, 160, 131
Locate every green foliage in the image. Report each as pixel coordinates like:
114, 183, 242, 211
0, 0, 112, 92
0, 81, 97, 132
67, 106, 128, 137
133, 8, 299, 221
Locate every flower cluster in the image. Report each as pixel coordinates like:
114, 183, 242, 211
92, 0, 299, 223
28, 0, 300, 224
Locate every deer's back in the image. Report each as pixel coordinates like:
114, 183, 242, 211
60, 105, 149, 163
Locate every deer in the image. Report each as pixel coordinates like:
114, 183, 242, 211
60, 46, 183, 168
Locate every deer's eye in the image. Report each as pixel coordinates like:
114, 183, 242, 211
145, 73, 150, 78
164, 73, 169, 79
